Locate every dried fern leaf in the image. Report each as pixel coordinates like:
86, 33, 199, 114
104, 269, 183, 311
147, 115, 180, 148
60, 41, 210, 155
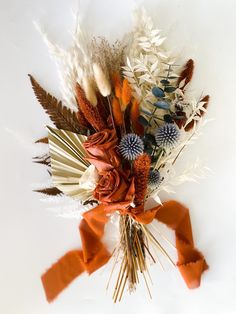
28, 74, 86, 134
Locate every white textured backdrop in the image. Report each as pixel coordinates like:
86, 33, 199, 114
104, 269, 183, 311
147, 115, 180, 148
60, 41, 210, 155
0, 0, 236, 313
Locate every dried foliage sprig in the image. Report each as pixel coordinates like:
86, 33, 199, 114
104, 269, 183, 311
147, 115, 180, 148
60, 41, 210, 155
29, 75, 85, 134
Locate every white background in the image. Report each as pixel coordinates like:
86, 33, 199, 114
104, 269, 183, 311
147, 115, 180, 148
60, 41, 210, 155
1, 0, 236, 313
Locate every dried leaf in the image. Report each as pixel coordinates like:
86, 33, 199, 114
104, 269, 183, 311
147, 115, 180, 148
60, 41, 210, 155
34, 187, 63, 196
35, 137, 48, 144
47, 126, 91, 199
29, 74, 85, 134
33, 154, 50, 166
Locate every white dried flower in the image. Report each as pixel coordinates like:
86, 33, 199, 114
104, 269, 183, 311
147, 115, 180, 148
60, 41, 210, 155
92, 63, 111, 97
82, 76, 97, 106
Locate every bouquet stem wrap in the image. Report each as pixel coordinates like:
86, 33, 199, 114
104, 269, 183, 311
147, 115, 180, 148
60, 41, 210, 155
41, 200, 208, 302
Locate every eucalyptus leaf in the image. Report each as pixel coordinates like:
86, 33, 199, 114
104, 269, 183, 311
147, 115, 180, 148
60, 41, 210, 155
141, 109, 152, 116
138, 115, 149, 126
160, 79, 170, 86
164, 86, 176, 93
152, 86, 165, 98
153, 101, 170, 110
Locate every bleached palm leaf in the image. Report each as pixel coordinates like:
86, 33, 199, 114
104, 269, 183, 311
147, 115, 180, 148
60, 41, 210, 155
47, 126, 91, 199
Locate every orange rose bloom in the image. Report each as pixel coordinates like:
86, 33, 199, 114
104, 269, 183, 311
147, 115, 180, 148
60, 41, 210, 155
84, 129, 120, 170
94, 169, 129, 203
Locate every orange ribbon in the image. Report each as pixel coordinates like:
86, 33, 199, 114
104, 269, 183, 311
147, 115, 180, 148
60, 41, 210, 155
41, 200, 208, 302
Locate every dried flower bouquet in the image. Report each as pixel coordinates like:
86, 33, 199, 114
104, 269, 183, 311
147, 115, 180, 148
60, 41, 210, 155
30, 9, 209, 303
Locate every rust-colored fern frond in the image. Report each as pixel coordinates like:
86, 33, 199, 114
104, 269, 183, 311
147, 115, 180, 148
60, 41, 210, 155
75, 83, 106, 131
28, 74, 85, 134
34, 187, 63, 196
133, 153, 151, 205
177, 59, 194, 89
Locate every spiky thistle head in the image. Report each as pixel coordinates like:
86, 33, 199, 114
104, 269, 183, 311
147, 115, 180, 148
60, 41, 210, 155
155, 123, 180, 148
119, 133, 144, 160
148, 169, 161, 187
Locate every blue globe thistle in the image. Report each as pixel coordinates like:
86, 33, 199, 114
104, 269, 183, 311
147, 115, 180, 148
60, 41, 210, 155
119, 133, 144, 160
155, 123, 180, 148
148, 169, 161, 187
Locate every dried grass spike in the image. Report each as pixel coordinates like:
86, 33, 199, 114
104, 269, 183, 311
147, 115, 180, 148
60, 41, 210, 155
112, 97, 123, 126
121, 79, 132, 110
133, 153, 151, 205
177, 59, 194, 89
93, 63, 111, 97
75, 83, 106, 131
82, 76, 97, 106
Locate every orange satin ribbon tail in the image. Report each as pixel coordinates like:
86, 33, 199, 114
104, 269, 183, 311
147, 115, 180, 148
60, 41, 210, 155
155, 200, 208, 288
41, 200, 208, 302
41, 205, 111, 302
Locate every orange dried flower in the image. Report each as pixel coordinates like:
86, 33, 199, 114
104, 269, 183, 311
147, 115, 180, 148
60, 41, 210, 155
121, 79, 132, 111
133, 153, 151, 206
130, 98, 144, 136
111, 72, 122, 99
112, 97, 123, 126
75, 83, 106, 131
